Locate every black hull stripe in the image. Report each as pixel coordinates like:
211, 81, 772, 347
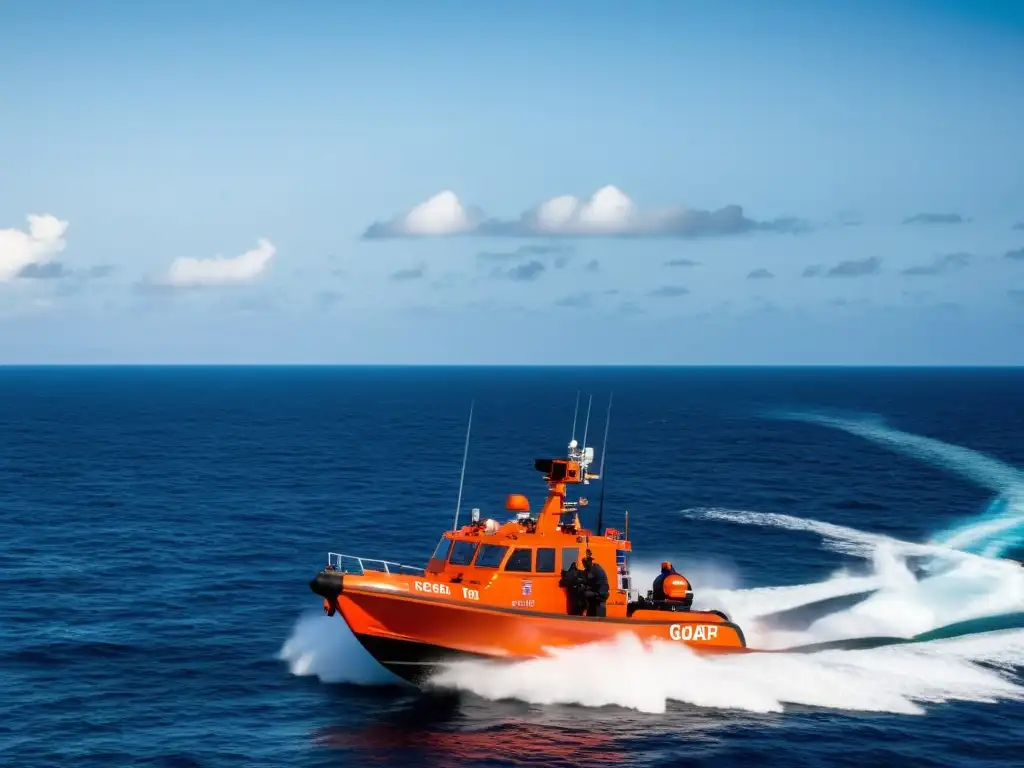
353, 633, 495, 686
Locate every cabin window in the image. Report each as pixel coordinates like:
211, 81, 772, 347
431, 538, 453, 561
504, 548, 533, 572
449, 541, 478, 566
561, 547, 579, 571
474, 544, 509, 568
536, 547, 556, 573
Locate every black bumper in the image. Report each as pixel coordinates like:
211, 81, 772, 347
309, 569, 344, 600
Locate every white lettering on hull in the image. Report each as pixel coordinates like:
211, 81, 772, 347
669, 624, 720, 642
414, 581, 452, 596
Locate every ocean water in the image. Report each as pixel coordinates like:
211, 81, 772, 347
2, 366, 1023, 767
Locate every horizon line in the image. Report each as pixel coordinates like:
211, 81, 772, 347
1, 363, 1022, 369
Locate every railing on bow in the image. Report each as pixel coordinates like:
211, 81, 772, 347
327, 552, 425, 577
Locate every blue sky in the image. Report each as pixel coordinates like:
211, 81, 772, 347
1, 0, 1023, 364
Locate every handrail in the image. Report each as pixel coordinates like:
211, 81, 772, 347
327, 551, 425, 577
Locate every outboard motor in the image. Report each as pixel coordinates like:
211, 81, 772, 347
626, 562, 696, 616
662, 572, 694, 610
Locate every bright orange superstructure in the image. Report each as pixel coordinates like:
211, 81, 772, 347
309, 416, 747, 684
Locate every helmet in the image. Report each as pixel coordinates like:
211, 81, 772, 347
660, 561, 672, 571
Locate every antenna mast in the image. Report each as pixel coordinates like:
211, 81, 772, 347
570, 391, 580, 444
452, 400, 474, 531
568, 394, 595, 481
566, 394, 596, 516
596, 393, 613, 535
580, 394, 593, 455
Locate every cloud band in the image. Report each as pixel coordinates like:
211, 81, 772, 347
362, 186, 805, 239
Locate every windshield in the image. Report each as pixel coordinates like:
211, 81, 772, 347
431, 537, 452, 561
474, 544, 509, 568
449, 540, 478, 566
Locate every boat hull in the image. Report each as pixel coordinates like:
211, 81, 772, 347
332, 583, 747, 686
351, 633, 495, 684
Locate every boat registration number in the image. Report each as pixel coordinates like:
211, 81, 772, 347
669, 624, 719, 642
414, 580, 451, 596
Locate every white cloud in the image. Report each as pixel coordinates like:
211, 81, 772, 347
0, 214, 69, 282
401, 190, 478, 235
524, 186, 638, 235
533, 195, 581, 231
363, 186, 804, 239
574, 185, 635, 231
363, 190, 481, 238
162, 238, 276, 287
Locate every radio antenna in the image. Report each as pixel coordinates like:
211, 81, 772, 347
452, 400, 474, 531
596, 393, 613, 535
570, 391, 580, 444
580, 394, 593, 455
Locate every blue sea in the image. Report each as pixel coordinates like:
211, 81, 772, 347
2, 366, 1023, 767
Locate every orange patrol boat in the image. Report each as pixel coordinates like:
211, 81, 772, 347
308, 396, 747, 684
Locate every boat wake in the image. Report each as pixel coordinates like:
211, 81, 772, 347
425, 523, 1024, 715
680, 508, 1024, 651
767, 408, 1024, 559
427, 626, 1024, 715
282, 413, 1024, 715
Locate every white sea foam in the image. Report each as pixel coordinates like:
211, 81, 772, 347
278, 610, 406, 686
680, 508, 1024, 649
427, 629, 1024, 715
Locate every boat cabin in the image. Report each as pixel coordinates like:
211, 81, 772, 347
422, 450, 633, 617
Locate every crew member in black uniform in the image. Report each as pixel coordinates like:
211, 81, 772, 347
651, 560, 678, 601
559, 550, 611, 617
579, 550, 610, 617
559, 559, 586, 615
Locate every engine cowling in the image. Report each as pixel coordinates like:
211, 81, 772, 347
663, 574, 691, 601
